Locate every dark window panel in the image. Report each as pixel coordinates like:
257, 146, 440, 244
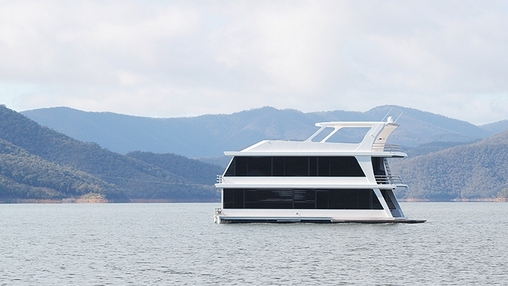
284, 157, 309, 176
224, 156, 366, 177
236, 157, 248, 176
233, 189, 244, 208
381, 190, 396, 210
317, 157, 330, 176
223, 189, 382, 210
309, 157, 318, 176
316, 191, 329, 209
341, 189, 356, 209
247, 157, 272, 176
273, 157, 285, 176
223, 189, 235, 208
224, 158, 236, 176
357, 189, 371, 209
329, 157, 365, 177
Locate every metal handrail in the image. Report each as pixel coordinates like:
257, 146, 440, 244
375, 175, 404, 185
372, 143, 403, 152
385, 143, 403, 152
219, 173, 404, 184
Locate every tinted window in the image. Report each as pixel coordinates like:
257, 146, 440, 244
329, 157, 364, 176
223, 189, 382, 210
246, 157, 271, 176
225, 156, 365, 177
285, 157, 309, 176
272, 157, 285, 176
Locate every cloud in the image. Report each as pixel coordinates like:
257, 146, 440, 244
0, 0, 507, 124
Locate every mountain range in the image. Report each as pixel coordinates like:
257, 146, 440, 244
1, 104, 507, 201
391, 130, 508, 200
0, 105, 220, 202
22, 105, 499, 159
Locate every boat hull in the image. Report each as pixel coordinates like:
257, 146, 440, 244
216, 216, 426, 224
214, 208, 425, 224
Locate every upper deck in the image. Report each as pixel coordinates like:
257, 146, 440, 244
224, 117, 406, 157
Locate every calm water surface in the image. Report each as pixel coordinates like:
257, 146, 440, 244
0, 202, 507, 285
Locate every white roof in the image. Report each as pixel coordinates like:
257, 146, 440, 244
224, 118, 406, 157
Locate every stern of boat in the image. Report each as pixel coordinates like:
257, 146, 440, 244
214, 207, 223, 224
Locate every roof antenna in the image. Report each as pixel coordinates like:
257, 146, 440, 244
381, 108, 393, 121
394, 112, 403, 123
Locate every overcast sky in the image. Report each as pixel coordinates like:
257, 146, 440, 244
1, 1, 507, 124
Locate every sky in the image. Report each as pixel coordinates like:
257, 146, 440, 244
1, 0, 508, 125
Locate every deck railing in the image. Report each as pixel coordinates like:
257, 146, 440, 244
375, 175, 405, 185
219, 173, 403, 185
372, 143, 403, 152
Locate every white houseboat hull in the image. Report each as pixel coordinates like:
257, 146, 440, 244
214, 209, 424, 224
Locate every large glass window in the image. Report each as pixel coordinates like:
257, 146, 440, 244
381, 190, 396, 210
223, 189, 382, 209
225, 156, 365, 177
284, 157, 309, 176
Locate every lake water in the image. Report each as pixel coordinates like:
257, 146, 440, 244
0, 202, 507, 285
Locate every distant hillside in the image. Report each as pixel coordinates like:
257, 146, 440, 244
22, 105, 494, 158
480, 120, 508, 134
404, 141, 477, 158
0, 105, 219, 202
4, 104, 508, 201
0, 138, 123, 201
391, 130, 508, 200
125, 151, 223, 185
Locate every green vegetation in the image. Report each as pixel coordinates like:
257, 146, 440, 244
126, 151, 223, 185
0, 106, 219, 202
392, 131, 508, 200
0, 138, 119, 201
3, 104, 508, 202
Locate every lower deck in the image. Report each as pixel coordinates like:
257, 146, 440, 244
214, 208, 424, 223
214, 187, 422, 223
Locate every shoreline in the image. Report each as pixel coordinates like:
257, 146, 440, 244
0, 199, 221, 204
400, 198, 508, 202
0, 198, 506, 204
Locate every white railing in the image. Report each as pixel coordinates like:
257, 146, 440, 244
219, 174, 404, 184
372, 143, 403, 152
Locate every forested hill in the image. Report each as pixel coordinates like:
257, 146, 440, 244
0, 105, 220, 202
4, 104, 508, 201
391, 130, 508, 200
0, 137, 123, 201
22, 105, 494, 157
125, 151, 222, 186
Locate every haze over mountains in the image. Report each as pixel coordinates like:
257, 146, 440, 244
1, 104, 507, 201
22, 105, 497, 158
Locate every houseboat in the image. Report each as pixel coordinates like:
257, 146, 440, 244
214, 117, 425, 223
